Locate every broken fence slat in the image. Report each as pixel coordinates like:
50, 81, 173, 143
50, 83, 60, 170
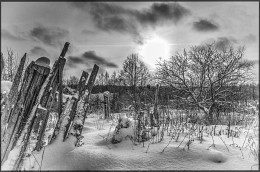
63, 71, 88, 141
1, 62, 50, 164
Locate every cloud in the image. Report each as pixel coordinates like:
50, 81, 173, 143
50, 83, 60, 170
29, 25, 69, 47
82, 29, 97, 35
82, 51, 118, 68
70, 2, 190, 44
202, 37, 238, 50
134, 3, 190, 27
1, 29, 26, 41
67, 56, 84, 67
193, 19, 219, 32
243, 34, 256, 44
214, 37, 237, 50
67, 51, 118, 69
29, 46, 49, 56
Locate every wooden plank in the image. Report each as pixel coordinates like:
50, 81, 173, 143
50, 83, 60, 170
28, 42, 69, 152
1, 53, 4, 78
80, 64, 99, 135
1, 61, 34, 162
1, 54, 27, 138
104, 93, 110, 119
52, 97, 75, 140
153, 84, 160, 125
9, 41, 69, 169
33, 58, 66, 151
70, 72, 90, 138
63, 71, 88, 141
1, 62, 50, 164
8, 53, 27, 108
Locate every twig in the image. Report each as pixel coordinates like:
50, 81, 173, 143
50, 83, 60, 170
242, 128, 250, 148
177, 133, 188, 148
161, 132, 176, 153
218, 136, 230, 152
39, 146, 46, 171
251, 164, 259, 170
239, 146, 244, 159
145, 137, 153, 153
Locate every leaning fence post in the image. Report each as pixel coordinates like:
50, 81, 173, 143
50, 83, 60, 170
1, 53, 4, 78
153, 84, 160, 125
30, 42, 69, 151
63, 71, 88, 141
80, 64, 99, 132
1, 60, 50, 165
1, 53, 26, 139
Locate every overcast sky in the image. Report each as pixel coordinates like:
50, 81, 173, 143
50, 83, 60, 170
1, 2, 259, 83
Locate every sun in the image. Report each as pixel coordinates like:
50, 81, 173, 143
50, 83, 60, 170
139, 35, 171, 69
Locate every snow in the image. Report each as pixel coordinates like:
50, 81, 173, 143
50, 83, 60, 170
35, 57, 50, 68
1, 81, 13, 94
5, 112, 256, 171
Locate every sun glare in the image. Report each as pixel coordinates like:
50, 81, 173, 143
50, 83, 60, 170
139, 35, 171, 69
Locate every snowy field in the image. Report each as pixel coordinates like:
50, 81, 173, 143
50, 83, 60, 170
3, 113, 257, 171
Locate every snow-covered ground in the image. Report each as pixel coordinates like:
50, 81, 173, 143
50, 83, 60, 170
4, 113, 257, 171
1, 81, 12, 94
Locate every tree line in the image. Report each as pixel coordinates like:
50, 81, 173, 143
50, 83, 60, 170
2, 42, 258, 124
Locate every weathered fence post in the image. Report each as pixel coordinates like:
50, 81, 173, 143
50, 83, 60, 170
1, 42, 69, 170
1, 53, 26, 138
153, 84, 160, 125
1, 60, 50, 165
30, 42, 69, 152
80, 64, 99, 133
8, 53, 27, 110
1, 53, 4, 78
104, 91, 110, 119
63, 71, 88, 141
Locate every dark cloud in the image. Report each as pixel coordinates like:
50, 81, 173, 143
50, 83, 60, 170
29, 25, 69, 47
67, 51, 118, 69
29, 46, 49, 56
1, 29, 26, 41
193, 19, 219, 32
70, 2, 190, 44
67, 56, 84, 66
134, 3, 190, 26
243, 34, 256, 44
82, 51, 118, 68
215, 37, 237, 50
202, 37, 238, 50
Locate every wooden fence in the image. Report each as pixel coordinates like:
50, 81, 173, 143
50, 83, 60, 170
1, 42, 100, 170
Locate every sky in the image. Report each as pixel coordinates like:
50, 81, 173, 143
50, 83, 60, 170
1, 1, 259, 83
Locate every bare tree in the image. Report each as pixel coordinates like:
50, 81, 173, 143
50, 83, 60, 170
67, 75, 79, 86
119, 53, 150, 87
109, 71, 117, 85
1, 49, 30, 81
156, 43, 253, 124
104, 71, 109, 85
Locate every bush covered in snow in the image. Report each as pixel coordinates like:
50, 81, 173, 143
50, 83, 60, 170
112, 114, 136, 144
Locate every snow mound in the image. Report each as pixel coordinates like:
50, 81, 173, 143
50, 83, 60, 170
112, 114, 136, 143
1, 81, 13, 94
35, 57, 50, 68
205, 148, 228, 163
